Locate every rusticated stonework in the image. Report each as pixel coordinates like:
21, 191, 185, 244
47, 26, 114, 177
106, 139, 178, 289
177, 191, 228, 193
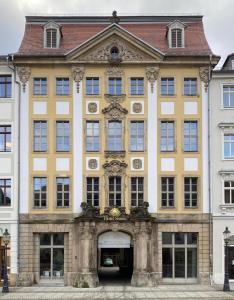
146, 66, 160, 93
88, 102, 98, 113
17, 67, 31, 92
132, 102, 143, 113
72, 66, 85, 93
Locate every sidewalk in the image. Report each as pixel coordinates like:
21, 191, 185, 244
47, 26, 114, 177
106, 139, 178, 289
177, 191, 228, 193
0, 285, 234, 300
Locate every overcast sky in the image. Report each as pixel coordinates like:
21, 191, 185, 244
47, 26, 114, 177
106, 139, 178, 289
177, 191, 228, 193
0, 0, 234, 68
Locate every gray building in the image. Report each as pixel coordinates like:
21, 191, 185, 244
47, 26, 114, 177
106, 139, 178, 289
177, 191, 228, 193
211, 54, 234, 284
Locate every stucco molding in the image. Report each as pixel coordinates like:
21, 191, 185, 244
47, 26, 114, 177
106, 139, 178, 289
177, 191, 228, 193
103, 159, 127, 177
146, 66, 159, 92
17, 67, 31, 92
104, 94, 126, 104
102, 102, 128, 120
105, 66, 124, 76
72, 66, 85, 93
199, 67, 209, 92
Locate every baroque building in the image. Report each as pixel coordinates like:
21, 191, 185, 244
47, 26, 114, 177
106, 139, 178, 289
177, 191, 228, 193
0, 56, 19, 285
12, 12, 219, 287
211, 54, 234, 284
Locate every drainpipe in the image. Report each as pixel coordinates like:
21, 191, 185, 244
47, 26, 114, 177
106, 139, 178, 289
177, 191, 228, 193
7, 55, 21, 282
207, 54, 213, 285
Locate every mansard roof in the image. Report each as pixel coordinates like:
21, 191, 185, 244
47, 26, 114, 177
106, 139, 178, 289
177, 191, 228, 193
16, 14, 214, 58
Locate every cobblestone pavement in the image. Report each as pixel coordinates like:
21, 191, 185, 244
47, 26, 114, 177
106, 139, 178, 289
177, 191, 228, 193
0, 285, 234, 300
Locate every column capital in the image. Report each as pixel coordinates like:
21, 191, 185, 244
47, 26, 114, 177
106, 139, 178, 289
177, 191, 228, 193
72, 66, 85, 93
17, 67, 31, 92
199, 67, 209, 92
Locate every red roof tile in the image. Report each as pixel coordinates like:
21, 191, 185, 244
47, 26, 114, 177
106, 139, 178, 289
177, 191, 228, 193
17, 18, 213, 57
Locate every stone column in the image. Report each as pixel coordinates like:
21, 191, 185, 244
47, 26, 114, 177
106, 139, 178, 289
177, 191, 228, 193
131, 221, 155, 286
74, 221, 99, 287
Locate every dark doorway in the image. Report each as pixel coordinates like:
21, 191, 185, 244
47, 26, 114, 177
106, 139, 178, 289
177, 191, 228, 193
228, 246, 234, 279
98, 247, 133, 285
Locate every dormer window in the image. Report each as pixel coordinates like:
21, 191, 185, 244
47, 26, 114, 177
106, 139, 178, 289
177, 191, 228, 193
168, 20, 186, 48
43, 21, 61, 49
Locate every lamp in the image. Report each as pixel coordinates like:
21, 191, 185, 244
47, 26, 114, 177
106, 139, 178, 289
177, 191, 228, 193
2, 229, 10, 293
223, 227, 231, 292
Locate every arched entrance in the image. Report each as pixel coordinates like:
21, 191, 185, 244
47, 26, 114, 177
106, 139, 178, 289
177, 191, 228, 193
97, 231, 133, 285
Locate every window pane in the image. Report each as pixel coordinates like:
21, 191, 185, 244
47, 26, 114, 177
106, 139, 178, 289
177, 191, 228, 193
162, 233, 172, 244
40, 233, 51, 246
187, 248, 197, 278
175, 233, 184, 244
53, 233, 64, 246
174, 248, 185, 278
162, 248, 173, 278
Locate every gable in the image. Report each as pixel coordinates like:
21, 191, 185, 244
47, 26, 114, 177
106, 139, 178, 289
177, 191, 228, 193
66, 25, 164, 63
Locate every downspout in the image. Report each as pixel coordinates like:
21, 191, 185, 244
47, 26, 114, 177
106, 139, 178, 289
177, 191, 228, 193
7, 55, 21, 282
208, 54, 213, 285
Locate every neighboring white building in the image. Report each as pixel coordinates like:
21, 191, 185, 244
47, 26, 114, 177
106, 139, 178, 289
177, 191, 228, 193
0, 56, 19, 285
211, 53, 234, 284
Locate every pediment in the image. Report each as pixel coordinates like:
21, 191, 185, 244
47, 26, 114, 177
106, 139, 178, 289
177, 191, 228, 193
67, 25, 164, 63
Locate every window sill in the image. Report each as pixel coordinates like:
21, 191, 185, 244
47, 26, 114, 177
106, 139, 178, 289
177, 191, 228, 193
160, 94, 176, 98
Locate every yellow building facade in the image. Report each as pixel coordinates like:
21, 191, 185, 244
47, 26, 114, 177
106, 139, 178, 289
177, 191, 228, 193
13, 13, 219, 287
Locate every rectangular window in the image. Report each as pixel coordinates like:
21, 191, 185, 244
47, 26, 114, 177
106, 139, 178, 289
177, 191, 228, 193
161, 78, 174, 96
131, 177, 144, 207
130, 78, 144, 95
56, 78, 69, 95
0, 75, 11, 98
87, 177, 99, 207
223, 85, 234, 108
107, 121, 123, 151
46, 29, 57, 48
86, 121, 100, 152
171, 29, 182, 48
56, 177, 70, 208
109, 176, 122, 207
33, 177, 47, 208
224, 134, 234, 159
33, 78, 47, 95
224, 180, 234, 204
162, 232, 197, 279
184, 78, 197, 96
130, 121, 144, 151
56, 121, 70, 152
161, 177, 175, 208
86, 77, 99, 95
0, 125, 11, 152
39, 233, 64, 279
0, 179, 11, 206
33, 121, 47, 152
161, 121, 175, 152
184, 177, 198, 208
183, 121, 198, 152
108, 77, 122, 95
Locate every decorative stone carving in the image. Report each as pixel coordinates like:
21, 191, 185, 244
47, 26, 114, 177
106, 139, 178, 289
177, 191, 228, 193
88, 102, 98, 113
88, 159, 98, 170
146, 66, 159, 93
104, 94, 126, 104
220, 205, 234, 214
103, 160, 127, 176
17, 67, 31, 92
132, 159, 142, 170
103, 207, 128, 220
72, 66, 85, 93
105, 66, 124, 77
110, 10, 120, 24
130, 202, 151, 220
199, 67, 209, 92
80, 202, 100, 220
102, 102, 128, 120
81, 39, 144, 63
105, 151, 126, 159
132, 102, 143, 113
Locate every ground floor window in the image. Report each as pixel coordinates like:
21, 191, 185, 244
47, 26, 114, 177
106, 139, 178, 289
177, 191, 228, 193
40, 233, 64, 279
162, 232, 197, 280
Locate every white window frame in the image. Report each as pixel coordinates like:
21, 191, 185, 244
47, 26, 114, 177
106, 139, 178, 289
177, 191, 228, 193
221, 83, 234, 109
168, 20, 185, 48
0, 122, 13, 153
221, 127, 234, 160
0, 176, 13, 209
220, 172, 234, 206
43, 21, 60, 49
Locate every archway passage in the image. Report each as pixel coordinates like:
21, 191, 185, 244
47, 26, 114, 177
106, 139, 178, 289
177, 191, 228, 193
97, 231, 133, 285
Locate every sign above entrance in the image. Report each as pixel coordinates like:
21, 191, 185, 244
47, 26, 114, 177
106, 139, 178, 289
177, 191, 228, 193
98, 231, 131, 248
